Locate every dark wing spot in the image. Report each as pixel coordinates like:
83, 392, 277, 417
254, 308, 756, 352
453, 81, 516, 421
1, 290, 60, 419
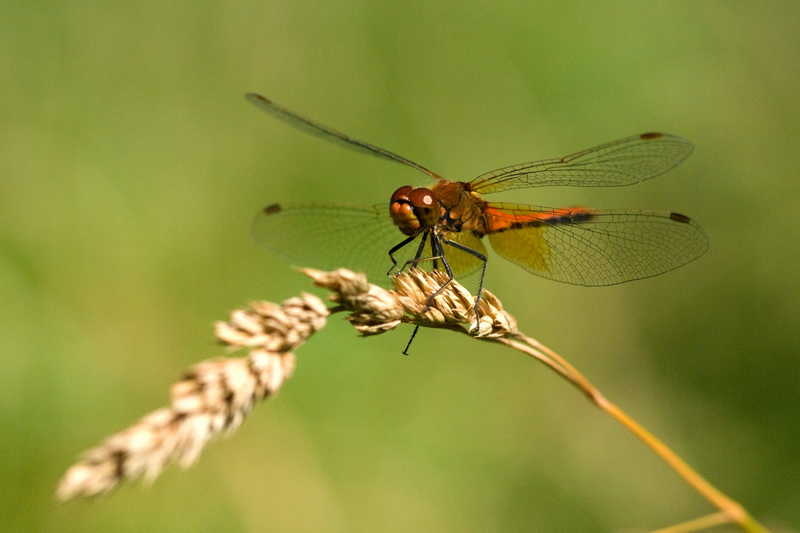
640, 132, 663, 140
669, 212, 692, 223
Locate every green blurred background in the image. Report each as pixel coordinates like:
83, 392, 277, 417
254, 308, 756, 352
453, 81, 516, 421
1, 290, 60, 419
3, 1, 799, 531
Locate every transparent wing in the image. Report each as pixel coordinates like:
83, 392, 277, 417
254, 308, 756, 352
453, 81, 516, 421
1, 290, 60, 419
253, 202, 490, 285
470, 133, 693, 194
484, 204, 709, 286
246, 93, 441, 180
253, 203, 404, 284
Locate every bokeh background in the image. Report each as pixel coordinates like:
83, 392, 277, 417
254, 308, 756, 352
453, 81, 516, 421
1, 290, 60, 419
3, 2, 799, 531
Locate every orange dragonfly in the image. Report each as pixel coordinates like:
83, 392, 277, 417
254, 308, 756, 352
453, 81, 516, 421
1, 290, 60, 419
247, 93, 708, 303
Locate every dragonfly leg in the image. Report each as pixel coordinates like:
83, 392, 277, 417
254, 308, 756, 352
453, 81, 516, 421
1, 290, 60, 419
441, 237, 488, 327
390, 231, 436, 356
399, 232, 488, 325
389, 231, 454, 312
413, 233, 455, 310
387, 233, 424, 276
395, 231, 448, 275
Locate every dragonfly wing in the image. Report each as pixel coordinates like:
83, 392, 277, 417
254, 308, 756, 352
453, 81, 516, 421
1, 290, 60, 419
246, 94, 441, 180
254, 202, 486, 285
471, 133, 693, 193
484, 204, 709, 286
253, 203, 406, 284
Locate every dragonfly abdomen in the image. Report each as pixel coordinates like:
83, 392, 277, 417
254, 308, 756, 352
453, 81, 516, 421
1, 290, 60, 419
484, 206, 595, 234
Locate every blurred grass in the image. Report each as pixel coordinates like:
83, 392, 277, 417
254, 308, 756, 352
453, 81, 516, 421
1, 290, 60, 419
2, 1, 799, 531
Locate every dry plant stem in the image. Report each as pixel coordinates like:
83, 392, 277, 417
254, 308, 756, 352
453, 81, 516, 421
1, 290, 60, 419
650, 511, 732, 533
56, 268, 769, 533
493, 333, 767, 533
308, 268, 767, 533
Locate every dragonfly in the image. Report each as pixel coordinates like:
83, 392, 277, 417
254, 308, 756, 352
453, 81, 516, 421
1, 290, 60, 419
247, 93, 708, 312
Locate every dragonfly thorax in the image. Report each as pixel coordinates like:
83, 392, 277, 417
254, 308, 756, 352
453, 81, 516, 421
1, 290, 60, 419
389, 185, 442, 236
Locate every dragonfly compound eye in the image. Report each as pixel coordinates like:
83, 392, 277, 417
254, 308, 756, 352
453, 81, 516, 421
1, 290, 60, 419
389, 186, 440, 236
407, 187, 440, 230
390, 186, 421, 236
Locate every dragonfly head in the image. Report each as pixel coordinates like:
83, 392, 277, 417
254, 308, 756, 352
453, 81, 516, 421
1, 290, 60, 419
390, 186, 441, 236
